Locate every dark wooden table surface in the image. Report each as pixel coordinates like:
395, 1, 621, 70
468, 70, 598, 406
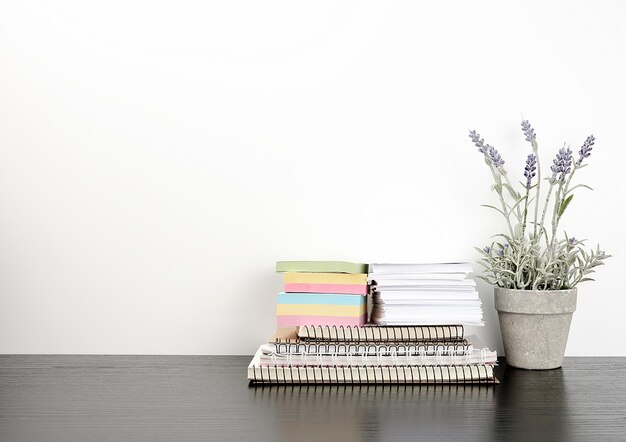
1, 356, 625, 441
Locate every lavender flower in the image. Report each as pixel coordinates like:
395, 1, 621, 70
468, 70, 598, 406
577, 135, 595, 165
473, 120, 609, 290
469, 129, 505, 169
550, 145, 573, 182
468, 130, 487, 154
524, 153, 537, 187
521, 120, 536, 143
487, 145, 505, 168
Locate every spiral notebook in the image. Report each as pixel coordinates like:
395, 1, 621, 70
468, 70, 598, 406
294, 325, 465, 342
258, 345, 497, 366
267, 341, 474, 355
248, 327, 498, 384
247, 349, 497, 384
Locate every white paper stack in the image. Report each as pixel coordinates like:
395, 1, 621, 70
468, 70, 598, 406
369, 262, 484, 326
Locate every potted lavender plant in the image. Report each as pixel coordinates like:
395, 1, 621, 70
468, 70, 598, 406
469, 120, 610, 370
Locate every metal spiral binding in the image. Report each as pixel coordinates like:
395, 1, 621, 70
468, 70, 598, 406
273, 341, 470, 355
254, 328, 497, 385
297, 325, 465, 342
251, 363, 497, 385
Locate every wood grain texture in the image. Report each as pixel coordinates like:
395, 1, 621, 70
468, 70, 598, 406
1, 356, 625, 441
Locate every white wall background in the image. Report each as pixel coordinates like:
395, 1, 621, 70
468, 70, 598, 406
1, 1, 624, 355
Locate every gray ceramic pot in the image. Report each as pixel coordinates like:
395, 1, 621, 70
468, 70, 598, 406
494, 287, 577, 370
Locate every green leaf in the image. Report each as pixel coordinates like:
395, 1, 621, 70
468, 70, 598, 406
558, 195, 574, 217
481, 204, 507, 217
503, 183, 520, 199
474, 247, 489, 256
491, 233, 513, 243
566, 184, 593, 195
507, 195, 528, 217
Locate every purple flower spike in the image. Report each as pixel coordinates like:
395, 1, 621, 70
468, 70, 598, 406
521, 120, 536, 143
569, 237, 577, 245
550, 145, 573, 181
524, 153, 537, 187
469, 130, 488, 154
577, 135, 595, 165
487, 145, 505, 168
550, 162, 559, 181
483, 246, 491, 253
469, 130, 505, 168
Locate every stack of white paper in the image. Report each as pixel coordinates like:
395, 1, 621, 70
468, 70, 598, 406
369, 263, 484, 326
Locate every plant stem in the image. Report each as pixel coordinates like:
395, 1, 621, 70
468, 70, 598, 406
521, 186, 530, 239
532, 143, 541, 240
538, 181, 555, 248
486, 161, 515, 237
562, 166, 577, 199
503, 173, 523, 223
549, 180, 565, 253
551, 167, 578, 250
496, 174, 515, 238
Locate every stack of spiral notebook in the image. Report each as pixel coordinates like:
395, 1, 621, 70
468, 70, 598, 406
247, 261, 499, 385
248, 325, 498, 384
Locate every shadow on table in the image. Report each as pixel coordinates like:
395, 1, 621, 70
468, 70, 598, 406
250, 383, 496, 441
492, 364, 571, 441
